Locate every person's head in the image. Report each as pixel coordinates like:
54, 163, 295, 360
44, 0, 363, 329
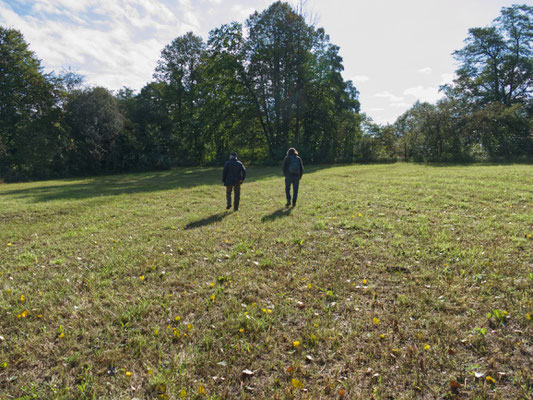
229, 151, 237, 159
287, 147, 298, 156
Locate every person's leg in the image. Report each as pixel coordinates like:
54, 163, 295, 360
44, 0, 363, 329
292, 176, 300, 206
285, 176, 291, 206
234, 183, 241, 210
226, 185, 233, 209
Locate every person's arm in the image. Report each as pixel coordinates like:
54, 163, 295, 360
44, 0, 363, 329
240, 163, 246, 182
299, 157, 304, 179
222, 163, 227, 183
282, 157, 288, 176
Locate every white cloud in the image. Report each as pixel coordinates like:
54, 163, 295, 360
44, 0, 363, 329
418, 67, 432, 74
374, 91, 404, 102
403, 86, 443, 103
352, 75, 369, 83
231, 4, 256, 20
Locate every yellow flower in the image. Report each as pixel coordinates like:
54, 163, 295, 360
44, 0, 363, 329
358, 213, 363, 217
262, 308, 267, 313
187, 323, 193, 330
20, 295, 25, 302
373, 317, 380, 325
239, 328, 244, 333
147, 369, 153, 375
486, 376, 496, 384
37, 314, 43, 319
198, 385, 206, 395
251, 302, 256, 307
125, 371, 132, 376
175, 316, 181, 321
21, 310, 29, 318
209, 282, 215, 287
210, 294, 215, 301
379, 334, 385, 339
58, 332, 65, 338
266, 308, 272, 314
7, 243, 12, 246
424, 344, 431, 350
291, 378, 304, 389
307, 283, 312, 289
293, 341, 300, 348
179, 389, 187, 398
154, 329, 159, 336
139, 275, 144, 281
526, 313, 531, 321
362, 279, 367, 285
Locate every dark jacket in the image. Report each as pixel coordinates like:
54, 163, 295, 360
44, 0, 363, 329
222, 158, 246, 186
282, 155, 304, 179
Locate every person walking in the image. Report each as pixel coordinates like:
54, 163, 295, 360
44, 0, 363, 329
222, 152, 246, 211
282, 147, 304, 207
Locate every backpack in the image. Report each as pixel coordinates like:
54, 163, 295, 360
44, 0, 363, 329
288, 156, 300, 175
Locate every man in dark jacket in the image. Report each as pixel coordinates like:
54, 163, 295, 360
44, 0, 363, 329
222, 152, 246, 211
282, 147, 304, 207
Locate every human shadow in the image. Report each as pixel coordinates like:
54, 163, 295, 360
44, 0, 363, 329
184, 211, 231, 230
0, 166, 284, 203
261, 207, 293, 222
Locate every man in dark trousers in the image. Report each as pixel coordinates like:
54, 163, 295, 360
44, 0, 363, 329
222, 152, 246, 211
282, 147, 304, 207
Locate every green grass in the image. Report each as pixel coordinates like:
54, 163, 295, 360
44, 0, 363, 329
0, 163, 532, 399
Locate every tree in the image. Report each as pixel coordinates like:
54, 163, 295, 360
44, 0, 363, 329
154, 32, 206, 164
65, 87, 126, 173
0, 27, 65, 180
446, 4, 533, 106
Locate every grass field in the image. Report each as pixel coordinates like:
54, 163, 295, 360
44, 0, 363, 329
0, 163, 532, 399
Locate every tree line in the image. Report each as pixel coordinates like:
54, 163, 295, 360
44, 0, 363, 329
1, 2, 531, 182
366, 4, 532, 163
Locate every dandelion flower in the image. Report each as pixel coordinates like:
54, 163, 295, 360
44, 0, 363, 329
209, 282, 215, 287
486, 376, 496, 384
239, 328, 244, 333
210, 294, 215, 300
526, 313, 531, 321
293, 341, 300, 348
58, 332, 65, 338
266, 309, 272, 314
307, 283, 312, 289
125, 371, 132, 376
362, 279, 367, 285
187, 323, 193, 330
358, 213, 362, 217
373, 317, 380, 325
198, 385, 206, 395
291, 378, 303, 389
139, 275, 144, 281
424, 344, 431, 350
21, 310, 29, 318
175, 316, 181, 321
20, 295, 25, 302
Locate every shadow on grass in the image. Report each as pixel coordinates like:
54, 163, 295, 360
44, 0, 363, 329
261, 206, 293, 222
0, 166, 286, 203
184, 211, 231, 230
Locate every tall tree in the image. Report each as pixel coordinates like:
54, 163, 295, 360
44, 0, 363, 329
154, 32, 206, 164
0, 27, 65, 180
446, 4, 533, 106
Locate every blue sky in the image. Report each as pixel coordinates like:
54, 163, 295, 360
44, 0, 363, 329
1, 0, 528, 124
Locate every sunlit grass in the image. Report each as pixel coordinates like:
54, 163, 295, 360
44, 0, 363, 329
0, 163, 532, 399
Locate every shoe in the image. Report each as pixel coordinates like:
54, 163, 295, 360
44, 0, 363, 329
226, 205, 231, 210
233, 208, 239, 211
285, 202, 290, 207
292, 203, 296, 207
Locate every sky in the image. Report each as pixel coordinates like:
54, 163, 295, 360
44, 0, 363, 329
1, 0, 530, 124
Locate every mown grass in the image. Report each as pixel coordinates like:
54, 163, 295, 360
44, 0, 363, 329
0, 163, 531, 399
